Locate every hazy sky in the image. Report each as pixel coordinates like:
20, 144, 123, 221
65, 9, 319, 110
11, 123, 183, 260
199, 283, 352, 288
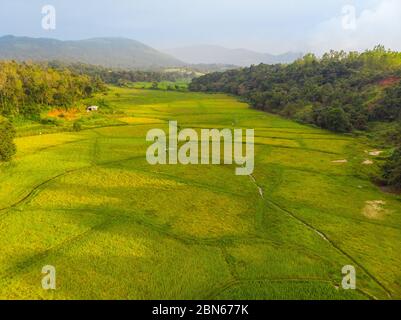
1, 0, 400, 54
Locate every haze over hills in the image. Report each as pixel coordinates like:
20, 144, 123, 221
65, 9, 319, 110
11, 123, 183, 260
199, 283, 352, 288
0, 35, 185, 69
164, 45, 303, 67
0, 35, 303, 70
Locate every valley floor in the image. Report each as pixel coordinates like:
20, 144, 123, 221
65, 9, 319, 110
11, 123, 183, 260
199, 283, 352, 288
0, 87, 400, 299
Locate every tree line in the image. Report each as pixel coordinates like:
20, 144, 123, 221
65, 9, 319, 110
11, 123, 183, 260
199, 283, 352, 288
190, 46, 401, 132
46, 61, 197, 86
0, 61, 105, 117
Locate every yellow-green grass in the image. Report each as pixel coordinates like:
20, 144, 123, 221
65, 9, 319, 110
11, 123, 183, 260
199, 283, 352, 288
0, 86, 399, 300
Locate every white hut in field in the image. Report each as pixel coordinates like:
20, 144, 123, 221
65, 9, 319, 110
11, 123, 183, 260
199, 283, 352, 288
86, 106, 99, 112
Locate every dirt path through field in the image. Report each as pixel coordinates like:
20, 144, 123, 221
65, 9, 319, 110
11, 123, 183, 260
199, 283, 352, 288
248, 174, 391, 299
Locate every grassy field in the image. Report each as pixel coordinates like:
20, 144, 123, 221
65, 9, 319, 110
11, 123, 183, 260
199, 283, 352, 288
0, 86, 400, 300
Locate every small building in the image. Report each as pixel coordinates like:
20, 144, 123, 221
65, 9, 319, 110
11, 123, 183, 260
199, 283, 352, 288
86, 106, 99, 112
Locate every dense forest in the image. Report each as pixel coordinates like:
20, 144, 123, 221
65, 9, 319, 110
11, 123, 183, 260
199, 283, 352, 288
0, 61, 105, 117
46, 61, 197, 86
190, 46, 401, 187
190, 46, 401, 131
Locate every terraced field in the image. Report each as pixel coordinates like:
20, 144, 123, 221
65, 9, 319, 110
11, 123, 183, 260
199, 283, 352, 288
0, 87, 400, 299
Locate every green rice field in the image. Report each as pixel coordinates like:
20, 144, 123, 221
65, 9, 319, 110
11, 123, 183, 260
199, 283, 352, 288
0, 87, 400, 299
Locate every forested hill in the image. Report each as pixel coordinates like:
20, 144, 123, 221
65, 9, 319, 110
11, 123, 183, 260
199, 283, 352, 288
189, 46, 401, 134
0, 35, 184, 69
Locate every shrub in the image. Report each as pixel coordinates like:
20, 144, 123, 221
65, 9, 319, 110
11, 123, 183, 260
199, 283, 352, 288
73, 121, 82, 132
40, 117, 61, 126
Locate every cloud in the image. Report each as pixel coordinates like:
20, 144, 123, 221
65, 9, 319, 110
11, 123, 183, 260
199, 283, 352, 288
0, 0, 399, 54
308, 0, 401, 54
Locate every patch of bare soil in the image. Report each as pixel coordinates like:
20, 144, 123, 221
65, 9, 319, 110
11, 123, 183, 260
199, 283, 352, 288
378, 76, 400, 88
48, 108, 80, 120
362, 200, 387, 219
363, 160, 374, 165
367, 150, 383, 156
332, 159, 348, 163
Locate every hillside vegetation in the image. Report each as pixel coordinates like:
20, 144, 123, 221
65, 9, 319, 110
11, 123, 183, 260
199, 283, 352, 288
190, 46, 401, 132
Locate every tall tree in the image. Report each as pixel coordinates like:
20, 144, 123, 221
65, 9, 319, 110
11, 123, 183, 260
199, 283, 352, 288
0, 120, 16, 162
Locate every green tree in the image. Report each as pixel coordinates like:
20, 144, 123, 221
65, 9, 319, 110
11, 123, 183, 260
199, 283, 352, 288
373, 81, 401, 121
0, 120, 17, 162
314, 107, 352, 133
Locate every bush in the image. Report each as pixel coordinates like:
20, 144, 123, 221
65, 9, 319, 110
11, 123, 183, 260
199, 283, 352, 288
73, 121, 82, 132
0, 120, 17, 162
21, 104, 42, 120
40, 117, 61, 126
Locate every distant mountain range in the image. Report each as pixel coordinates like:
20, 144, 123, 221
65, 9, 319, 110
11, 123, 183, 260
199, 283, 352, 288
164, 45, 303, 67
0, 36, 303, 70
0, 35, 184, 69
